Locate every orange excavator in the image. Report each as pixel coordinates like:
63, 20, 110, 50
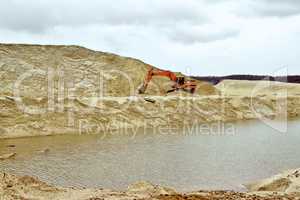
138, 67, 197, 94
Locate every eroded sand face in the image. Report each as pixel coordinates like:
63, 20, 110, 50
1, 44, 300, 139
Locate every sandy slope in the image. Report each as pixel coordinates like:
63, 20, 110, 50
216, 80, 300, 97
0, 43, 219, 139
246, 168, 300, 194
1, 44, 300, 139
1, 94, 300, 139
1, 172, 299, 200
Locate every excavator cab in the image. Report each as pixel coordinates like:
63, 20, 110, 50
176, 77, 185, 85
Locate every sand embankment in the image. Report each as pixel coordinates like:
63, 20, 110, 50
1, 171, 299, 200
246, 168, 300, 194
1, 44, 300, 139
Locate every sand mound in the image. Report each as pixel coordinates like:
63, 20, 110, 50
246, 168, 300, 194
128, 181, 176, 196
1, 44, 300, 139
0, 43, 218, 98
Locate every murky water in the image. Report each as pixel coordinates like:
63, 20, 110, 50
1, 120, 300, 191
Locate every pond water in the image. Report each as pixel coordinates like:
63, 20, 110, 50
1, 120, 300, 191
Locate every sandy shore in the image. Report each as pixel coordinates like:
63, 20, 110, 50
1, 169, 300, 200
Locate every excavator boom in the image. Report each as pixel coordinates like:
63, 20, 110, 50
138, 67, 197, 94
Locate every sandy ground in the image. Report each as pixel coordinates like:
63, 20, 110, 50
1, 171, 300, 200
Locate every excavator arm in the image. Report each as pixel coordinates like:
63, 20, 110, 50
138, 67, 177, 94
138, 67, 197, 94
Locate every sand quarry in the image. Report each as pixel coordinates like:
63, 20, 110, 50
1, 44, 300, 139
1, 44, 300, 199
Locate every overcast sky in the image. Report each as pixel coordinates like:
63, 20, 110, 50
0, 0, 300, 76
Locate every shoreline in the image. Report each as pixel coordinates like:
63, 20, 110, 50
1, 95, 300, 139
1, 169, 300, 200
1, 117, 300, 141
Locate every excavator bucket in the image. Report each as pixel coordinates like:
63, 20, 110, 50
138, 84, 147, 94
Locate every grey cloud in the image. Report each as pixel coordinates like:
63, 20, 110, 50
262, 0, 300, 5
0, 0, 241, 45
241, 0, 300, 18
168, 28, 240, 44
0, 2, 55, 33
201, 0, 229, 4
0, 0, 208, 33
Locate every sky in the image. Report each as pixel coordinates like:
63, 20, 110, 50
0, 0, 300, 76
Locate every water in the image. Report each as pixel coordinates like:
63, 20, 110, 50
1, 120, 300, 191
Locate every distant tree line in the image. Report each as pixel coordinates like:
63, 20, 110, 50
192, 75, 300, 85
